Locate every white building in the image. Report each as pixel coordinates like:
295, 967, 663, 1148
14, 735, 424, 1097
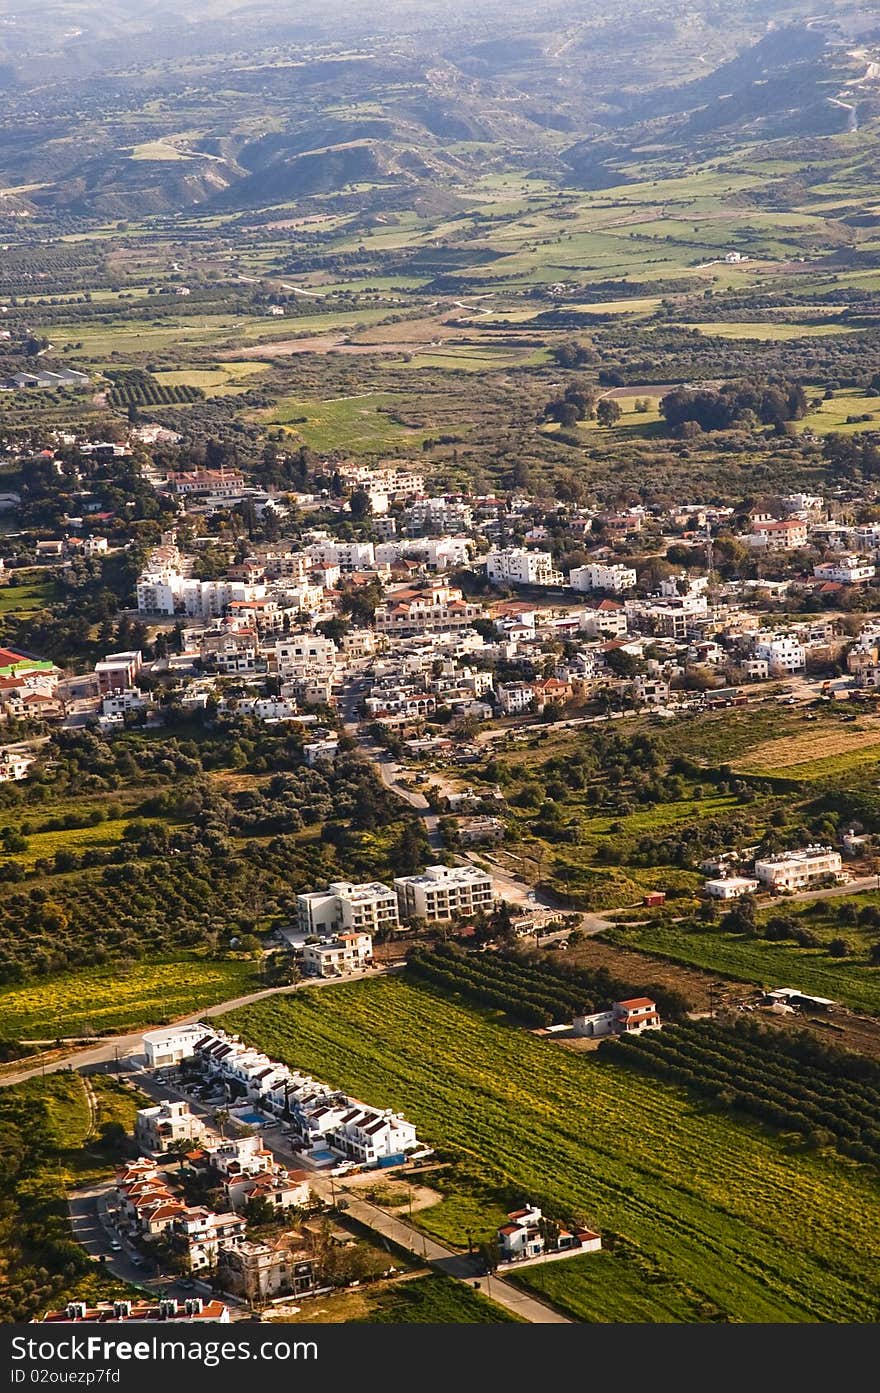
486, 549, 564, 588
752, 633, 806, 674
704, 876, 760, 899
302, 932, 373, 978
753, 846, 844, 892
274, 634, 339, 681
296, 881, 399, 935
136, 569, 185, 615
497, 1204, 602, 1263
135, 1100, 205, 1154
572, 997, 662, 1039
405, 497, 473, 535
570, 563, 637, 594
394, 864, 495, 922
813, 556, 875, 585
142, 1024, 211, 1068
307, 539, 375, 573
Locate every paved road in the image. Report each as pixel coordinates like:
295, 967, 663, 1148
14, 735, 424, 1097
0, 964, 405, 1089
110, 1069, 569, 1323
333, 1190, 570, 1323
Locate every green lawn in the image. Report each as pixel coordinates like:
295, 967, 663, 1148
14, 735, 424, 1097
0, 957, 259, 1039
510, 1251, 715, 1323
223, 977, 880, 1322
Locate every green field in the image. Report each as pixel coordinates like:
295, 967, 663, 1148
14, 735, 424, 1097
0, 579, 61, 614
603, 921, 880, 1016
510, 1251, 713, 1322
0, 957, 259, 1039
354, 1273, 519, 1323
223, 977, 880, 1322
270, 393, 432, 451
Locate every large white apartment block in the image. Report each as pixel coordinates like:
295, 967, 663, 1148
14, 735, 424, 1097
405, 497, 474, 535
183, 580, 266, 619
307, 539, 376, 572
753, 845, 843, 892
137, 569, 185, 614
813, 556, 875, 585
302, 931, 373, 978
170, 1025, 427, 1167
340, 465, 425, 504
274, 634, 339, 679
752, 633, 806, 673
135, 1100, 205, 1154
296, 881, 400, 935
394, 864, 495, 922
142, 1024, 211, 1068
486, 549, 564, 588
569, 563, 637, 594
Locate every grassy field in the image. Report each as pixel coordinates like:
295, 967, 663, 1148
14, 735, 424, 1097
736, 719, 880, 781
355, 1273, 519, 1323
0, 816, 167, 869
270, 393, 432, 451
223, 977, 880, 1322
0, 579, 61, 613
0, 957, 259, 1039
510, 1251, 713, 1323
603, 921, 880, 1016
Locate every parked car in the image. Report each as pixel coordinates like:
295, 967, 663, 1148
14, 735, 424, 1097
108, 1241, 122, 1252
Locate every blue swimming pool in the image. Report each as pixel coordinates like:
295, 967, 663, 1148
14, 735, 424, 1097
234, 1111, 265, 1126
309, 1149, 337, 1164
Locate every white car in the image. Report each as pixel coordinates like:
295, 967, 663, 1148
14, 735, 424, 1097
330, 1161, 357, 1176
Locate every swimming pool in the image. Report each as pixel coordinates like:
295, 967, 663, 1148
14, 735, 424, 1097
309, 1149, 337, 1165
233, 1111, 265, 1127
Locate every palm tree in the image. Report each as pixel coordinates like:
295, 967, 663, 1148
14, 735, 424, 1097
213, 1108, 230, 1139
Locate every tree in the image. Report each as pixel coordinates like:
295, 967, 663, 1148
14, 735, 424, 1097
349, 488, 372, 520
596, 398, 622, 428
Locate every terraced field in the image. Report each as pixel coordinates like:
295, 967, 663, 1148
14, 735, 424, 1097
223, 977, 880, 1322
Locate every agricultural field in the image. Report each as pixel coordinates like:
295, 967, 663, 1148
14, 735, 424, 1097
0, 579, 62, 614
511, 1251, 714, 1323
268, 393, 434, 452
602, 919, 880, 1017
0, 956, 259, 1040
735, 718, 880, 780
223, 977, 880, 1322
354, 1273, 519, 1324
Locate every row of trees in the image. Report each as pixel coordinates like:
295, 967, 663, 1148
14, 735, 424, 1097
608, 1018, 880, 1166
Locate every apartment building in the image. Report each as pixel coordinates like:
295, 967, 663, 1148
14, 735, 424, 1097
394, 864, 495, 922
375, 583, 482, 638
302, 932, 374, 978
746, 519, 809, 551
143, 1024, 212, 1068
296, 881, 399, 935
753, 845, 844, 892
218, 1238, 317, 1306
405, 496, 474, 535
486, 548, 564, 588
569, 563, 637, 594
752, 633, 806, 674
273, 634, 339, 680
135, 1100, 205, 1155
307, 539, 375, 572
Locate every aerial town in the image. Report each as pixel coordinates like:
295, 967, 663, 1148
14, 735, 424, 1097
2, 0, 880, 1337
